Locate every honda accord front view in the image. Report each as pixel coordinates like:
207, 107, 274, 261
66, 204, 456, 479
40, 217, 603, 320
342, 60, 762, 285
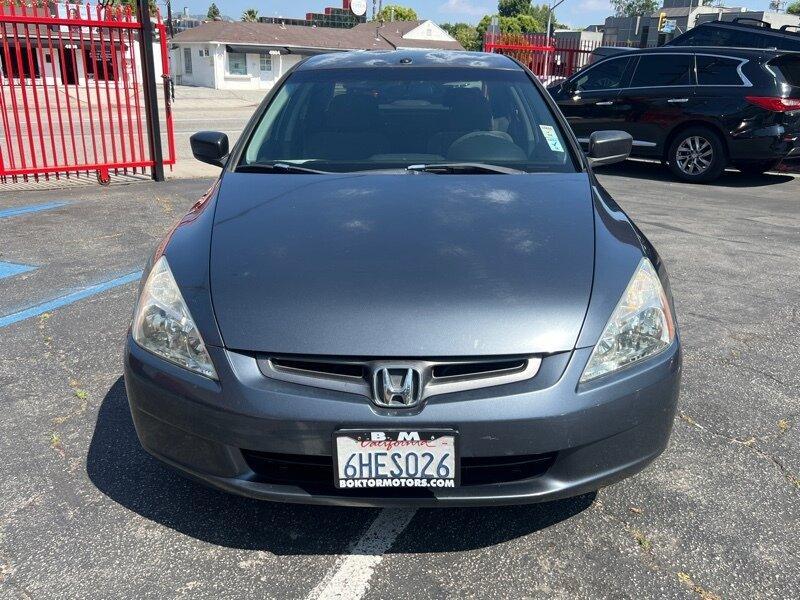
123, 50, 681, 507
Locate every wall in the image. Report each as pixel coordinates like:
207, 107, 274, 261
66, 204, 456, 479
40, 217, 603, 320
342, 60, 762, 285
172, 42, 216, 88
602, 16, 643, 46
554, 30, 603, 71
172, 43, 303, 90
402, 21, 454, 42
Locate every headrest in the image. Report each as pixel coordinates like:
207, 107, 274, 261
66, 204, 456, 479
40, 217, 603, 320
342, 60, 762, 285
324, 93, 379, 131
443, 88, 492, 131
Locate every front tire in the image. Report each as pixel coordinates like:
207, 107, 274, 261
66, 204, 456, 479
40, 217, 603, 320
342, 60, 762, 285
667, 127, 726, 183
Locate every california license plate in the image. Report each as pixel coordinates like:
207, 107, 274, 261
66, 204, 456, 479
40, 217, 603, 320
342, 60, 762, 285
334, 430, 458, 490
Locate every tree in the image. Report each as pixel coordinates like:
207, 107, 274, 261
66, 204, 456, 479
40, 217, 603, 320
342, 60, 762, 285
476, 5, 563, 38
241, 8, 259, 22
441, 22, 481, 51
517, 14, 545, 33
788, 1, 800, 15
477, 14, 523, 37
527, 4, 563, 28
609, 0, 659, 18
207, 3, 220, 19
113, 0, 158, 15
376, 4, 418, 21
498, 0, 533, 17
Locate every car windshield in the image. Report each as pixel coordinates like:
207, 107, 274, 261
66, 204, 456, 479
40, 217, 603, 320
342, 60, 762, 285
239, 67, 577, 174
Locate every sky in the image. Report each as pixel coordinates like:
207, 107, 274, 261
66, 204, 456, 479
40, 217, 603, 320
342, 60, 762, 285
172, 0, 778, 31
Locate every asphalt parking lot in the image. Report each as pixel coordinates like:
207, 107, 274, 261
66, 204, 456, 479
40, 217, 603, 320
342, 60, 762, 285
0, 163, 798, 599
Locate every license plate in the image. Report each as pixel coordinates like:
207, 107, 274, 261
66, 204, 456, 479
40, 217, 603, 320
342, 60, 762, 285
334, 430, 458, 490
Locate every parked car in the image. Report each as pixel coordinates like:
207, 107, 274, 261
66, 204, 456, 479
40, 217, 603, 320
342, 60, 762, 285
124, 50, 682, 507
667, 17, 800, 52
549, 46, 800, 182
588, 45, 638, 64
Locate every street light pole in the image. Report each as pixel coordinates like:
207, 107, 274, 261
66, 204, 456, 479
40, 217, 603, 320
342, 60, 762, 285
543, 0, 567, 79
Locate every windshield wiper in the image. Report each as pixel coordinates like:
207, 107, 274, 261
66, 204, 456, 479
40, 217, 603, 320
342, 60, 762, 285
406, 162, 525, 175
236, 162, 328, 174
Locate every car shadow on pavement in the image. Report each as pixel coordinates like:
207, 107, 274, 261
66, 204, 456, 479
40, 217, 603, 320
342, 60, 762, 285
87, 378, 596, 555
595, 160, 796, 188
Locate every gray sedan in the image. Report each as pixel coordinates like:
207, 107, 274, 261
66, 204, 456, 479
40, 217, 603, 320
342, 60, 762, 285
123, 50, 681, 506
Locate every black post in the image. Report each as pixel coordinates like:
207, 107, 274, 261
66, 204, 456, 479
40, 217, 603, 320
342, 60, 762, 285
166, 0, 175, 38
137, 0, 165, 182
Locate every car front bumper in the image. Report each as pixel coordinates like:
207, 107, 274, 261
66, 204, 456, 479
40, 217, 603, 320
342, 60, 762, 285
123, 336, 681, 507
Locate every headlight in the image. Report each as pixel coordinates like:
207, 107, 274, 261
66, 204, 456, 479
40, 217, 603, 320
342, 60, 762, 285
580, 258, 675, 383
132, 256, 218, 379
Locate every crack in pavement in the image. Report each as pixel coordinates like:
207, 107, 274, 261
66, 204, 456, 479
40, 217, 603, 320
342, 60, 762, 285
678, 413, 800, 493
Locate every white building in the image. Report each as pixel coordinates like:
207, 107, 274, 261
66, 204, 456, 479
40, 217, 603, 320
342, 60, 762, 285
170, 20, 463, 90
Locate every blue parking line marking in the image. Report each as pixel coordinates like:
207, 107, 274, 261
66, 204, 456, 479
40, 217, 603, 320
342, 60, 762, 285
0, 201, 69, 219
0, 271, 142, 329
0, 261, 37, 280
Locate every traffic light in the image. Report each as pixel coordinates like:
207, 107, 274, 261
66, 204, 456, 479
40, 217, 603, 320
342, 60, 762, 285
657, 12, 667, 33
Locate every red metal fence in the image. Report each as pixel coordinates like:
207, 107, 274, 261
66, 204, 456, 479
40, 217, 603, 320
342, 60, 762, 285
0, 1, 174, 183
484, 32, 646, 81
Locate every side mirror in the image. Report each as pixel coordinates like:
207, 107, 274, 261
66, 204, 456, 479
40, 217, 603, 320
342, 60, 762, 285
587, 130, 632, 168
550, 81, 570, 96
190, 131, 229, 168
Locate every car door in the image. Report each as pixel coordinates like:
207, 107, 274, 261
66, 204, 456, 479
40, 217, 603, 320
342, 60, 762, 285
554, 56, 634, 146
614, 53, 696, 156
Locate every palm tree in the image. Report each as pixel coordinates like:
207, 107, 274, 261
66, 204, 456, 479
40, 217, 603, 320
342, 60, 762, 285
241, 8, 259, 22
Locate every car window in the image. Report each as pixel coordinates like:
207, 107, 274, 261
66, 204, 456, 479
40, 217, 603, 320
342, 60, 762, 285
572, 57, 630, 92
696, 55, 744, 85
774, 35, 800, 52
770, 55, 800, 86
240, 67, 577, 174
630, 55, 693, 87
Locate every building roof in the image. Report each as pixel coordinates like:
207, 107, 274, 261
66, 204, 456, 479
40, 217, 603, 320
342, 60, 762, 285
172, 20, 463, 53
172, 21, 389, 51
352, 20, 464, 50
354, 20, 425, 36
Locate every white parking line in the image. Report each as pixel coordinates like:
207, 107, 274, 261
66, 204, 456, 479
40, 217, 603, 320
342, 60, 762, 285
307, 508, 417, 600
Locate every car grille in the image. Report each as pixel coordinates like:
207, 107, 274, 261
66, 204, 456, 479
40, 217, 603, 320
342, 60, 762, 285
241, 450, 557, 490
258, 355, 542, 402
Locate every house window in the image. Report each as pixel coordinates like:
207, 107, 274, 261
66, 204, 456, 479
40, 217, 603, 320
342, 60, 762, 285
198, 49, 203, 57
227, 52, 247, 75
183, 47, 192, 75
260, 54, 272, 72
85, 49, 115, 81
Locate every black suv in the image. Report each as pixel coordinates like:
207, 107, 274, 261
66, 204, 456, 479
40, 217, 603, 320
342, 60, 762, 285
668, 18, 800, 52
549, 46, 800, 182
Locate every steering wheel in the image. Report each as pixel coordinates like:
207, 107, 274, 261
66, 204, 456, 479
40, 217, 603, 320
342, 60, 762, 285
447, 131, 527, 162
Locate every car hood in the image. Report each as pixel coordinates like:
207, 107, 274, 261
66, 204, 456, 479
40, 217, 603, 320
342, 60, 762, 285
210, 172, 595, 357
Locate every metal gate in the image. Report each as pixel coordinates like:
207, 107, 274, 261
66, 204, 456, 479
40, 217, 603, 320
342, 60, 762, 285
485, 32, 649, 83
484, 32, 557, 80
0, 1, 174, 183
